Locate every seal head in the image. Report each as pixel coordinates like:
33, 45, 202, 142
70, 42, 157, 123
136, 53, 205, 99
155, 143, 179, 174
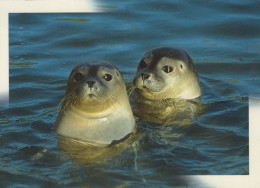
133, 47, 201, 100
55, 62, 135, 145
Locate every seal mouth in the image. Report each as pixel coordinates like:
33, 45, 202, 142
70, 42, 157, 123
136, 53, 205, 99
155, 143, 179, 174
139, 85, 150, 91
141, 85, 162, 93
88, 94, 95, 98
142, 85, 149, 90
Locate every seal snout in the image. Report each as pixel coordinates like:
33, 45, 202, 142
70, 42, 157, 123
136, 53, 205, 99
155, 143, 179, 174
83, 80, 98, 98
86, 80, 95, 88
133, 72, 152, 90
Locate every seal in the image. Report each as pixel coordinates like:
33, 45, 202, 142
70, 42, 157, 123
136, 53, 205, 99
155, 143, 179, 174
130, 47, 203, 125
133, 47, 201, 100
55, 62, 135, 145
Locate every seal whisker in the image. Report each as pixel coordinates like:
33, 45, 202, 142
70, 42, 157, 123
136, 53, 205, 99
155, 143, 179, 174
105, 97, 120, 115
158, 92, 170, 106
59, 92, 72, 108
128, 85, 136, 98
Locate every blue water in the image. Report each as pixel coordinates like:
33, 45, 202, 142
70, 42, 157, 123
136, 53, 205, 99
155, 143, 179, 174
2, 0, 260, 187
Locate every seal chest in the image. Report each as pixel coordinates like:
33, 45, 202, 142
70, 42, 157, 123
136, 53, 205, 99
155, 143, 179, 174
55, 62, 135, 145
133, 47, 201, 100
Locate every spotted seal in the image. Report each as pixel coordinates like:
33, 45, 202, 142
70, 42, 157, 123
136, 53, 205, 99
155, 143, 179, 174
55, 62, 135, 145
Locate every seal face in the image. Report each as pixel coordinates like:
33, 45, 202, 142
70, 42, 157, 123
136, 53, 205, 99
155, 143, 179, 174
133, 47, 201, 100
55, 62, 135, 145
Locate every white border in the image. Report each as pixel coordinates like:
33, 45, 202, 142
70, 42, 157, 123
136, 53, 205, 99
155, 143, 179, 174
0, 2, 9, 105
197, 97, 260, 187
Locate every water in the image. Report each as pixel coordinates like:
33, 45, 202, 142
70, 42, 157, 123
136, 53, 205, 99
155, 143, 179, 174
2, 0, 260, 187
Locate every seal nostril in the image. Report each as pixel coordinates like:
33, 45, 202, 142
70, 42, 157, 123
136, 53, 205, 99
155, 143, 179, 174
141, 73, 150, 80
86, 81, 95, 88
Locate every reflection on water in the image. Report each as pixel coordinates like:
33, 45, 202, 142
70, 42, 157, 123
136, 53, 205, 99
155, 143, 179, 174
2, 0, 258, 186
58, 133, 139, 164
10, 61, 38, 68
132, 95, 205, 126
94, 5, 118, 9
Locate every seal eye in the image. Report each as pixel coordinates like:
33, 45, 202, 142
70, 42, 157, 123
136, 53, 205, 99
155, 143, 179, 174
162, 66, 173, 73
103, 74, 112, 81
139, 60, 147, 69
74, 72, 84, 82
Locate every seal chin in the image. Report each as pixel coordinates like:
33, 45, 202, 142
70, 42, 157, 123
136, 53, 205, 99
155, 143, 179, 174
137, 87, 159, 100
139, 83, 163, 93
137, 84, 172, 100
